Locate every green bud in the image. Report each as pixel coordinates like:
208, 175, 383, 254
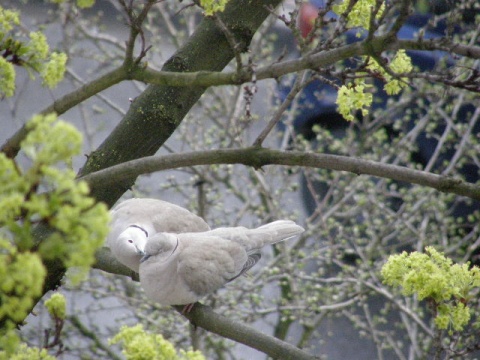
45, 293, 66, 320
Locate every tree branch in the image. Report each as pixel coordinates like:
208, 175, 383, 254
93, 247, 139, 281
252, 70, 310, 147
0, 66, 129, 159
131, 38, 480, 87
175, 303, 319, 360
79, 147, 480, 202
4, 33, 479, 160
69, 314, 123, 360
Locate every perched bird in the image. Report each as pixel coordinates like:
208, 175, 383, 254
139, 220, 304, 312
106, 198, 210, 272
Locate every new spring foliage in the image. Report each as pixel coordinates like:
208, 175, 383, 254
0, 5, 67, 97
0, 114, 109, 355
332, 0, 413, 121
110, 324, 205, 360
382, 246, 480, 331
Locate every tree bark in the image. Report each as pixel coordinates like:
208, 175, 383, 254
78, 0, 283, 207
177, 303, 319, 360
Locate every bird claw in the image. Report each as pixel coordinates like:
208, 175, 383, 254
182, 303, 195, 314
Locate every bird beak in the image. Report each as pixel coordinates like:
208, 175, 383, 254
140, 254, 150, 263
135, 244, 146, 256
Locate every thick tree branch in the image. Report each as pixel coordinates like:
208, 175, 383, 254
132, 36, 381, 86
131, 38, 480, 87
77, 0, 283, 207
94, 247, 139, 281
79, 147, 480, 202
176, 303, 318, 360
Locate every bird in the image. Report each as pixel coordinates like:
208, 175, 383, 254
106, 198, 210, 272
138, 220, 304, 312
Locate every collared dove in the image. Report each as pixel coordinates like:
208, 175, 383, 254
139, 220, 304, 312
106, 198, 210, 272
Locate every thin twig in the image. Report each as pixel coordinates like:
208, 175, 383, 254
69, 314, 123, 360
252, 70, 311, 147
212, 14, 243, 74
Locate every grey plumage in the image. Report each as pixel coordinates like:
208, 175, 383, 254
139, 220, 304, 308
106, 198, 210, 272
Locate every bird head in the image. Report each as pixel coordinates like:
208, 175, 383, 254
116, 225, 148, 257
141, 233, 178, 263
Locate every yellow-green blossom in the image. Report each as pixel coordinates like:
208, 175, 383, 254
0, 113, 110, 355
41, 52, 67, 88
0, 6, 67, 95
333, 0, 385, 36
200, 0, 229, 16
45, 293, 66, 320
367, 50, 413, 95
382, 246, 480, 331
7, 344, 55, 360
336, 80, 373, 121
77, 0, 96, 8
110, 324, 205, 360
0, 241, 46, 323
0, 6, 19, 32
29, 32, 49, 60
0, 57, 16, 97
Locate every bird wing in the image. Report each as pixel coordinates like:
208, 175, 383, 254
198, 220, 304, 253
176, 235, 248, 297
107, 198, 210, 248
150, 206, 210, 233
227, 253, 261, 282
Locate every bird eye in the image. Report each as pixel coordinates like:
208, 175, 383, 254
128, 239, 133, 243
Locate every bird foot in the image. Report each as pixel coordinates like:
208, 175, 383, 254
182, 303, 195, 314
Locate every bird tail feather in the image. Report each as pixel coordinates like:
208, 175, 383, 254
245, 220, 304, 250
